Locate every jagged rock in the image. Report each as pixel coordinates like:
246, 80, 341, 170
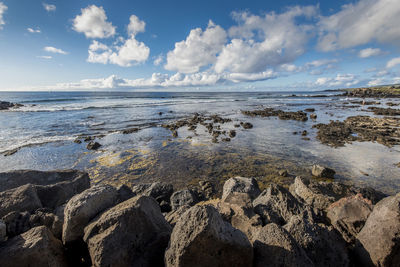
2, 211, 31, 238
0, 184, 42, 218
327, 194, 372, 243
253, 223, 314, 267
312, 164, 336, 178
0, 226, 67, 267
0, 220, 6, 242
211, 200, 262, 241
0, 170, 89, 192
222, 177, 261, 202
84, 196, 171, 267
131, 182, 174, 204
116, 184, 134, 202
87, 141, 101, 150
253, 184, 310, 225
170, 189, 199, 210
63, 184, 118, 244
165, 205, 191, 226
289, 177, 350, 210
356, 193, 400, 267
3, 209, 63, 239
35, 173, 90, 209
284, 212, 349, 267
165, 205, 253, 267
279, 169, 288, 177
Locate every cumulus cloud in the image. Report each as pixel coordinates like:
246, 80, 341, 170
86, 14, 149, 66
318, 0, 400, 51
73, 5, 116, 39
44, 46, 68, 55
315, 73, 359, 87
165, 20, 227, 73
358, 48, 382, 58
127, 15, 145, 36
153, 55, 163, 66
27, 27, 41, 33
214, 6, 317, 74
0, 2, 7, 30
43, 3, 56, 12
386, 57, 400, 68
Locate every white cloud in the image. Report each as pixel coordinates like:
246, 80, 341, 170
315, 73, 359, 87
44, 46, 68, 55
153, 54, 163, 66
27, 27, 41, 33
0, 2, 7, 30
214, 6, 317, 74
165, 20, 227, 73
87, 37, 149, 67
386, 57, 400, 68
127, 15, 145, 36
37, 55, 52, 59
73, 5, 116, 39
43, 3, 56, 12
358, 48, 382, 58
318, 0, 400, 51
305, 59, 337, 68
227, 70, 277, 82
368, 78, 385, 86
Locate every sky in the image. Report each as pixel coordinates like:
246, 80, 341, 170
0, 0, 400, 91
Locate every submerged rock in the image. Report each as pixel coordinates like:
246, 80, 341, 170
356, 193, 400, 267
0, 226, 67, 267
84, 196, 171, 267
87, 141, 101, 150
165, 205, 253, 267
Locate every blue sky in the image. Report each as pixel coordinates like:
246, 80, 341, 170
0, 0, 400, 91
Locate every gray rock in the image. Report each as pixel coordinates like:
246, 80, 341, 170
289, 176, 350, 210
327, 194, 372, 243
312, 164, 336, 178
87, 141, 101, 150
0, 226, 67, 267
253, 223, 314, 267
3, 209, 62, 239
84, 196, 171, 267
116, 184, 134, 202
284, 212, 349, 267
356, 193, 400, 267
165, 204, 191, 226
279, 169, 289, 177
170, 189, 199, 210
164, 205, 253, 267
63, 184, 118, 244
222, 176, 261, 202
131, 182, 174, 203
35, 172, 90, 209
0, 220, 6, 242
253, 184, 309, 225
0, 169, 88, 192
0, 184, 42, 218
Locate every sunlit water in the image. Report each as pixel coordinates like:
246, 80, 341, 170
0, 91, 399, 194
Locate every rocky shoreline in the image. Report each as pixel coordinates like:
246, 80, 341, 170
0, 168, 398, 267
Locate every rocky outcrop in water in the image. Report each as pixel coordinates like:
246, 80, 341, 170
0, 101, 23, 110
0, 169, 398, 267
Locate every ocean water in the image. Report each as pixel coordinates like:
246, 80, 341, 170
0, 91, 399, 194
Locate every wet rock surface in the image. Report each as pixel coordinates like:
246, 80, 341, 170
0, 101, 23, 110
242, 107, 308, 121
313, 115, 400, 147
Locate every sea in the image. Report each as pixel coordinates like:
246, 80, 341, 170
0, 91, 399, 194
